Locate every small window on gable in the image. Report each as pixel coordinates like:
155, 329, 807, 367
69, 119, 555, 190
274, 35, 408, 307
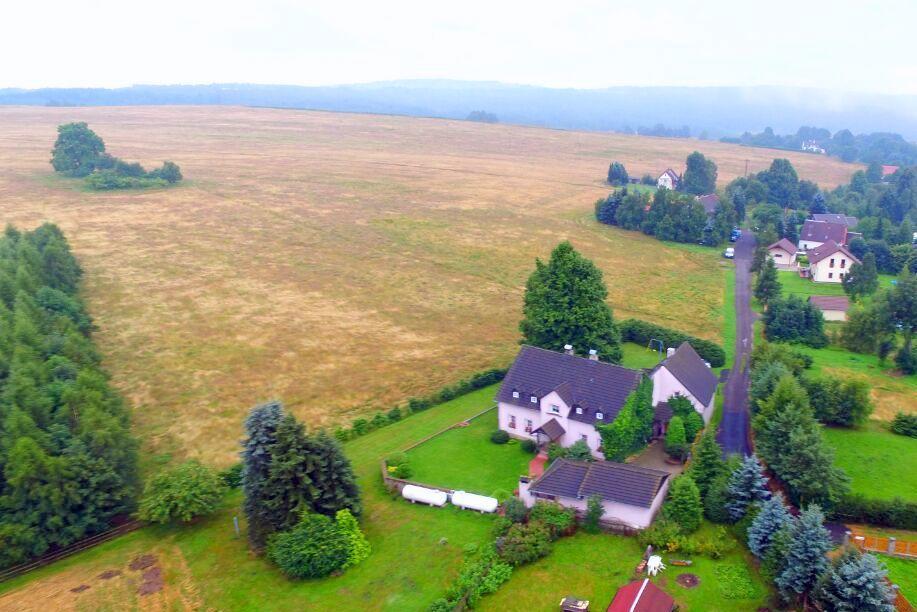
530, 395, 537, 404
550, 404, 560, 414
575, 407, 583, 415
596, 412, 604, 420
512, 391, 519, 399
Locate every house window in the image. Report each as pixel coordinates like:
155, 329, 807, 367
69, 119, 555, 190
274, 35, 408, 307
575, 407, 583, 415
550, 404, 560, 414
581, 434, 588, 442
830, 258, 835, 268
828, 272, 833, 279
840, 259, 846, 269
512, 391, 519, 399
508, 415, 516, 429
596, 412, 604, 420
524, 419, 533, 433
530, 396, 537, 404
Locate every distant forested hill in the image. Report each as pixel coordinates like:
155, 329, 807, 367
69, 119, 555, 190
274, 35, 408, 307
2, 81, 917, 141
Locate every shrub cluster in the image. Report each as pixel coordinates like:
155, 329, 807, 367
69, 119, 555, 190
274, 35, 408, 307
891, 412, 917, 438
267, 509, 369, 579
490, 430, 509, 444
385, 453, 413, 479
429, 547, 513, 611
138, 460, 226, 524
597, 378, 654, 461
829, 495, 917, 530
334, 368, 506, 443
637, 520, 735, 559
619, 318, 726, 367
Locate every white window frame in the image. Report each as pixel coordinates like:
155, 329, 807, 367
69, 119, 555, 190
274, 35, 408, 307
550, 404, 560, 414
530, 395, 538, 404
596, 412, 604, 420
575, 407, 583, 415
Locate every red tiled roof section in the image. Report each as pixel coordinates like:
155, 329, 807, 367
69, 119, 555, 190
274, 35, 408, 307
607, 579, 675, 612
801, 220, 848, 245
808, 295, 850, 312
806, 240, 860, 265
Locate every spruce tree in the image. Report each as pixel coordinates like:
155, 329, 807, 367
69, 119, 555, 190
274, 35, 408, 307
688, 431, 725, 498
816, 549, 895, 612
747, 493, 793, 558
750, 246, 768, 274
241, 400, 284, 548
664, 416, 687, 460
726, 454, 771, 521
754, 258, 781, 306
520, 241, 622, 362
261, 413, 320, 535
310, 431, 362, 517
775, 505, 833, 605
662, 474, 702, 533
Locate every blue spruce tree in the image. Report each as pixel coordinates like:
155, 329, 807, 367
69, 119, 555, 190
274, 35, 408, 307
816, 549, 894, 612
242, 400, 284, 548
776, 505, 833, 605
726, 454, 770, 521
747, 493, 792, 558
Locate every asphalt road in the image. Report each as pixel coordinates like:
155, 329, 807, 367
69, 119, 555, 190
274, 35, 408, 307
716, 232, 756, 456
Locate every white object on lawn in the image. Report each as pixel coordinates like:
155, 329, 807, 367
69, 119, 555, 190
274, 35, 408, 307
402, 484, 448, 507
451, 490, 499, 513
647, 555, 666, 576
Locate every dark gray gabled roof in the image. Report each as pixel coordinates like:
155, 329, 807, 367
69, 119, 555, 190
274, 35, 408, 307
528, 459, 669, 508
533, 418, 566, 441
812, 213, 858, 228
496, 346, 643, 425
696, 194, 720, 215
656, 342, 717, 406
806, 240, 860, 265
808, 295, 850, 312
801, 220, 848, 245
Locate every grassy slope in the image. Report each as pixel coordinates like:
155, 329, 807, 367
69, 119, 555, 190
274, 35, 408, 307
480, 523, 770, 611
823, 422, 917, 500
882, 555, 917, 602
621, 342, 664, 369
407, 409, 531, 495
0, 106, 791, 468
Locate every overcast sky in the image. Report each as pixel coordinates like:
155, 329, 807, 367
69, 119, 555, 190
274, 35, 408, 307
4, 0, 916, 94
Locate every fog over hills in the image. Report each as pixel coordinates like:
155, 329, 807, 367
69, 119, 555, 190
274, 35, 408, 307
3, 80, 916, 140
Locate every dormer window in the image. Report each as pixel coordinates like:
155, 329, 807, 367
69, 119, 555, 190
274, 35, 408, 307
575, 407, 583, 415
530, 395, 537, 404
596, 412, 604, 420
512, 391, 520, 399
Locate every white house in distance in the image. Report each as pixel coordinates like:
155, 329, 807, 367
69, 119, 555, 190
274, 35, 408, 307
649, 342, 717, 423
808, 295, 850, 322
805, 241, 860, 283
798, 220, 849, 252
519, 458, 670, 529
496, 342, 716, 457
656, 169, 680, 190
767, 238, 798, 269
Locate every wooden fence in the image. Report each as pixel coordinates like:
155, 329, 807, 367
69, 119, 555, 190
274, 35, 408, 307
846, 531, 917, 559
0, 519, 144, 584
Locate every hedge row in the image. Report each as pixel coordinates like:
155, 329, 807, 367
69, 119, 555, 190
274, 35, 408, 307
334, 368, 507, 442
619, 319, 726, 368
829, 495, 917, 531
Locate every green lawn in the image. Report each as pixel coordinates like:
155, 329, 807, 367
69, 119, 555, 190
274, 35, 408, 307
823, 422, 917, 501
722, 266, 737, 369
882, 554, 917, 602
406, 408, 532, 496
776, 270, 896, 300
479, 523, 770, 611
621, 342, 664, 369
0, 386, 504, 611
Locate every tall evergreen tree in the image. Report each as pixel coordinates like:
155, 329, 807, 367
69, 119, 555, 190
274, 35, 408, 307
776, 505, 833, 606
688, 431, 725, 498
241, 400, 284, 548
310, 431, 362, 517
843, 252, 879, 300
607, 162, 629, 186
816, 549, 895, 612
520, 241, 622, 362
754, 258, 781, 306
747, 493, 793, 558
726, 454, 771, 521
662, 474, 703, 533
261, 413, 320, 535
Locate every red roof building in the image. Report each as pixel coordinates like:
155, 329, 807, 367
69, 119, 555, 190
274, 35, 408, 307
607, 579, 675, 612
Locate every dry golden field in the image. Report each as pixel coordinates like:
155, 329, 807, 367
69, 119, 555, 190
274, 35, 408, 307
0, 106, 859, 466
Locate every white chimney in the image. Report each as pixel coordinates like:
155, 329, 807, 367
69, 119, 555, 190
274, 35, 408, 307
666, 347, 676, 357
588, 349, 599, 361
564, 344, 574, 355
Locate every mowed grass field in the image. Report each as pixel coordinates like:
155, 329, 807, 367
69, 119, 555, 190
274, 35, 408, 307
0, 106, 858, 467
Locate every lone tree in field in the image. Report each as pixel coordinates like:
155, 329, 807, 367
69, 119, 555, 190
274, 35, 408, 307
815, 549, 895, 612
242, 401, 284, 548
843, 252, 879, 300
50, 122, 108, 177
726, 454, 771, 521
520, 241, 622, 362
682, 151, 717, 195
607, 161, 629, 186
747, 493, 793, 558
754, 258, 781, 306
776, 505, 833, 606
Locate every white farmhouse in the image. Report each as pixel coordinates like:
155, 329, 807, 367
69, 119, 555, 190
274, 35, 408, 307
767, 238, 798, 269
806, 241, 860, 283
656, 169, 680, 190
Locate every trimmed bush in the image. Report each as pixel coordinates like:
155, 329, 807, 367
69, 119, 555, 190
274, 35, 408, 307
138, 460, 226, 524
891, 412, 917, 438
267, 513, 350, 579
490, 430, 510, 444
335, 509, 371, 569
520, 439, 537, 454
528, 502, 575, 539
619, 319, 726, 367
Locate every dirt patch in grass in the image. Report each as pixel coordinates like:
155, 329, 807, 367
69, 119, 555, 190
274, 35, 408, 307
97, 569, 121, 580
676, 573, 700, 588
0, 106, 857, 467
128, 554, 157, 571
137, 566, 164, 596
